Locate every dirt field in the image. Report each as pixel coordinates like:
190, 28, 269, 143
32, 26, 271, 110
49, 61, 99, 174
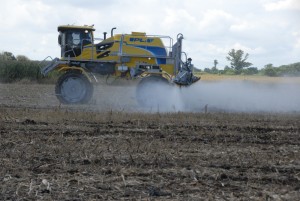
0, 82, 300, 200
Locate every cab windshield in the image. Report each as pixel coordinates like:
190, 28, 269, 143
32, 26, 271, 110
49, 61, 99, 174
59, 29, 93, 57
66, 30, 92, 47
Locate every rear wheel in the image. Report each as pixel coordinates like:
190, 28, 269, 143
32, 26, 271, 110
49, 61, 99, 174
55, 71, 93, 104
136, 75, 171, 108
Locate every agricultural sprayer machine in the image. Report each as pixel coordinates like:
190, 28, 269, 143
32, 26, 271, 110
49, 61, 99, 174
41, 25, 200, 106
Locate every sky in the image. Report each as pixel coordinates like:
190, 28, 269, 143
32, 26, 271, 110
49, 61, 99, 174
0, 0, 299, 69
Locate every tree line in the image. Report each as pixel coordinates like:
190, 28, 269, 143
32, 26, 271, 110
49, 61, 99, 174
0, 50, 300, 83
0, 51, 58, 83
197, 49, 300, 76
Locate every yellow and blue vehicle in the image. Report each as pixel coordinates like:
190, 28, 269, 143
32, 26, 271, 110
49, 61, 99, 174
41, 25, 200, 105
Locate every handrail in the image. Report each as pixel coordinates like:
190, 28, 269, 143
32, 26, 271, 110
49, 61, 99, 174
117, 34, 173, 58
38, 56, 53, 69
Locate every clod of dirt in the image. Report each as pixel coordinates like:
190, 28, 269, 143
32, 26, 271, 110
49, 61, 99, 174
22, 119, 36, 125
82, 159, 91, 165
67, 169, 79, 174
149, 187, 171, 197
41, 189, 50, 194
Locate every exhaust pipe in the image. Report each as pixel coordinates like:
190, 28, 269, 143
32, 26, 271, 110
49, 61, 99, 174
111, 27, 116, 37
103, 32, 107, 40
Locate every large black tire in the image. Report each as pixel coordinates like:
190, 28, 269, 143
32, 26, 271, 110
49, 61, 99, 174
136, 76, 171, 108
55, 71, 93, 104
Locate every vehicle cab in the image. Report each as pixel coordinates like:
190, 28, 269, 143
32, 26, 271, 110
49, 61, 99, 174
57, 25, 95, 58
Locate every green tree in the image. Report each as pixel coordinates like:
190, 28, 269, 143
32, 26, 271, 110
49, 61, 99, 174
223, 66, 236, 75
0, 51, 16, 60
263, 64, 277, 77
16, 55, 30, 61
242, 67, 258, 75
204, 68, 211, 73
226, 49, 252, 71
213, 59, 218, 68
211, 66, 219, 74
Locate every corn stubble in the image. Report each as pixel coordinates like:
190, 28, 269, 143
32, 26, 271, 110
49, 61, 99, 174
0, 106, 299, 200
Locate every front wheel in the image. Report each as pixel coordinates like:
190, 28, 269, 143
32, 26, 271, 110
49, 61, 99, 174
55, 71, 93, 104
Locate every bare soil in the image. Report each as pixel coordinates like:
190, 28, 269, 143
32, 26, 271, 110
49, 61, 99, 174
0, 83, 299, 200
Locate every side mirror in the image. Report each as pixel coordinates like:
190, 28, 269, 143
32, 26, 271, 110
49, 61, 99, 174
58, 34, 62, 45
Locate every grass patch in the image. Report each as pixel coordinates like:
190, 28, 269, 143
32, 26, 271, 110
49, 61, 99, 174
0, 60, 59, 83
196, 73, 300, 84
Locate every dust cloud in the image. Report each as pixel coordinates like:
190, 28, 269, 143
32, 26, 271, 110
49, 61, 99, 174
180, 80, 300, 113
1, 80, 298, 113
91, 79, 300, 113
